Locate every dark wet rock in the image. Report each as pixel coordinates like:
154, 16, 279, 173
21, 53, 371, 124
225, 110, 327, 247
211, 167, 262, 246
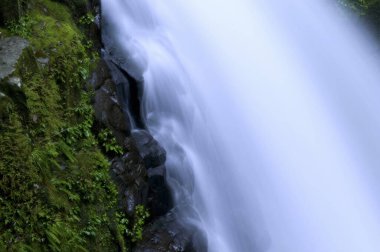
147, 165, 166, 178
92, 59, 132, 144
91, 59, 112, 90
134, 212, 207, 252
110, 150, 148, 216
96, 24, 189, 251
110, 135, 172, 218
0, 37, 29, 80
104, 59, 145, 128
131, 129, 167, 169
146, 165, 172, 217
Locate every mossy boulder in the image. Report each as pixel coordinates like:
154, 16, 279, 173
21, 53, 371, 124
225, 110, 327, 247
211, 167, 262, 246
0, 36, 34, 120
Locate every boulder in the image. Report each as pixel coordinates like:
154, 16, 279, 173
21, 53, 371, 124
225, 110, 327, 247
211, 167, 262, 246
131, 129, 167, 169
91, 59, 112, 91
134, 211, 207, 252
147, 165, 173, 217
110, 153, 148, 216
0, 37, 29, 80
104, 59, 145, 128
110, 136, 172, 218
92, 59, 132, 145
0, 36, 32, 119
102, 52, 146, 128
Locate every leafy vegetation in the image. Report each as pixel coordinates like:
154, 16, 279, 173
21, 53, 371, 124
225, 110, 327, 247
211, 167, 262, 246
79, 12, 95, 25
130, 205, 150, 243
6, 15, 36, 37
0, 0, 148, 251
98, 129, 124, 155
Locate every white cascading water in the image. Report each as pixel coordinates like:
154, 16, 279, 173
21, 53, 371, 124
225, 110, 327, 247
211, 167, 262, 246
102, 0, 380, 251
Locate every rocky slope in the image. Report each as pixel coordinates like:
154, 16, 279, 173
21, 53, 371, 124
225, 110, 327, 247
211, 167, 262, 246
0, 0, 202, 251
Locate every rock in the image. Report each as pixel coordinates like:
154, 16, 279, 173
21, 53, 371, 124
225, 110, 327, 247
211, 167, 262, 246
93, 50, 146, 130
147, 165, 173, 217
0, 37, 29, 80
0, 36, 33, 120
7, 76, 21, 88
103, 53, 145, 128
93, 61, 132, 145
93, 59, 174, 218
109, 134, 172, 218
110, 153, 148, 216
147, 165, 166, 178
131, 129, 167, 169
134, 211, 207, 252
32, 114, 38, 123
91, 59, 112, 90
36, 57, 49, 66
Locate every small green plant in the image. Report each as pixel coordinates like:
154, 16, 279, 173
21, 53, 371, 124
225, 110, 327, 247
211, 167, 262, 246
131, 205, 150, 242
117, 212, 130, 236
79, 13, 95, 25
98, 128, 124, 155
46, 221, 87, 252
115, 205, 150, 243
6, 15, 35, 37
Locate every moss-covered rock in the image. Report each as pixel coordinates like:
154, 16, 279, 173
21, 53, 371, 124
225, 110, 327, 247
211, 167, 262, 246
0, 36, 33, 120
0, 0, 131, 251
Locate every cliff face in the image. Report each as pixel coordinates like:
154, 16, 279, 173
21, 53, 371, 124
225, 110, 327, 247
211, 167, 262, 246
0, 0, 202, 251
0, 0, 137, 251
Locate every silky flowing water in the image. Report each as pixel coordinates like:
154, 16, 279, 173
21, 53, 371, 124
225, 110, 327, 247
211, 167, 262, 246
102, 0, 380, 251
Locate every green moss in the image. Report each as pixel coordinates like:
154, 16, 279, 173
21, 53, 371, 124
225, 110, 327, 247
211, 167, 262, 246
0, 0, 133, 251
0, 27, 10, 37
52, 0, 90, 18
29, 14, 78, 49
34, 0, 74, 22
0, 111, 46, 246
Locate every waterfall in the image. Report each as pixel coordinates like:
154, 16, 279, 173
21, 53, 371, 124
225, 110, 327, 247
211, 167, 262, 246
102, 0, 380, 251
